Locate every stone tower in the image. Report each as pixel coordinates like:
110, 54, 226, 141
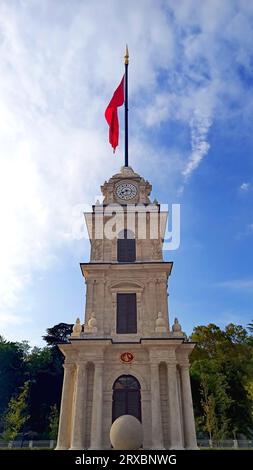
56, 165, 198, 450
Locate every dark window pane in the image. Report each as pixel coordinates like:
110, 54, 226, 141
127, 391, 141, 420
112, 375, 141, 423
114, 375, 140, 390
117, 229, 136, 262
117, 293, 137, 334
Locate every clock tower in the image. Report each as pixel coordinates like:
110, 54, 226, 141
56, 165, 198, 450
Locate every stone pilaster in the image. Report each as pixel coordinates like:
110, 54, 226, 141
158, 278, 163, 312
111, 238, 117, 262
167, 363, 183, 449
148, 278, 155, 332
103, 390, 113, 449
141, 390, 152, 449
55, 363, 75, 450
180, 364, 198, 449
90, 362, 104, 449
165, 280, 170, 331
167, 290, 170, 332
84, 279, 94, 323
137, 292, 142, 335
150, 363, 164, 449
94, 280, 104, 333
111, 293, 116, 335
136, 239, 142, 261
160, 278, 169, 330
70, 362, 87, 449
155, 279, 159, 313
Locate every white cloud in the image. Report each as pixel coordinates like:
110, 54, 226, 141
240, 182, 250, 191
0, 313, 31, 326
218, 279, 253, 293
182, 110, 212, 179
212, 310, 250, 330
142, 1, 253, 182
0, 0, 252, 340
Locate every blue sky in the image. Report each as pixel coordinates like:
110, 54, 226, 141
0, 0, 252, 346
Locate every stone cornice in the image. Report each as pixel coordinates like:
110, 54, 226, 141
80, 261, 173, 278
63, 337, 192, 346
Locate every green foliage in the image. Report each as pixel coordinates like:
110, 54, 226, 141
42, 323, 73, 346
21, 322, 73, 435
190, 323, 253, 438
26, 346, 64, 435
48, 404, 59, 439
201, 388, 216, 440
247, 321, 253, 334
2, 381, 30, 441
197, 362, 232, 441
0, 325, 66, 437
0, 337, 27, 419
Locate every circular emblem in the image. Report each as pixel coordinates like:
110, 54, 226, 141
120, 352, 134, 363
115, 182, 138, 200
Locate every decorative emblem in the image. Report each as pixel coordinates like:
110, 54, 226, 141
120, 352, 134, 363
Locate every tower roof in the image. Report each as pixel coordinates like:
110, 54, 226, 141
101, 166, 152, 205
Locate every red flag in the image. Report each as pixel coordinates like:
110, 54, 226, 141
105, 75, 124, 152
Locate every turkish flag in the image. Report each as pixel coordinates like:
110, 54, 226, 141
105, 76, 124, 152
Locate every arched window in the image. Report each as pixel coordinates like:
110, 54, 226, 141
117, 229, 136, 262
112, 375, 141, 423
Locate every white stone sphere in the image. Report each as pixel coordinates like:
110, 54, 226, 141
110, 415, 143, 450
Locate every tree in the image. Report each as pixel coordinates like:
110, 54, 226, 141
247, 321, 253, 334
190, 323, 253, 438
200, 379, 217, 442
191, 358, 232, 441
42, 323, 73, 346
48, 404, 59, 440
2, 381, 30, 441
0, 337, 27, 424
26, 347, 63, 435
0, 324, 72, 438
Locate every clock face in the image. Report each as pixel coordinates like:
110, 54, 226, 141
115, 182, 138, 200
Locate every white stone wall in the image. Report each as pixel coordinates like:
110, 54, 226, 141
82, 264, 172, 336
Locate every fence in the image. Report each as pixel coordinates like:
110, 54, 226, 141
197, 439, 253, 448
0, 439, 252, 449
0, 440, 56, 449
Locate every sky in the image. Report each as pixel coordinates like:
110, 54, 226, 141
0, 0, 252, 347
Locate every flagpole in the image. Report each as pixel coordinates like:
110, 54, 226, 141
124, 45, 129, 167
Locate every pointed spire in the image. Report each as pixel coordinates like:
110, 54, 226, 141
124, 44, 129, 65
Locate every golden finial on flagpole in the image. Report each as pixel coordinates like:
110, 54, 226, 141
124, 45, 129, 65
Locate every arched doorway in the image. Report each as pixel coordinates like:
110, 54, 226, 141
112, 375, 141, 423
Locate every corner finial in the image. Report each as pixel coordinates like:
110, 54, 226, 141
124, 45, 129, 65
